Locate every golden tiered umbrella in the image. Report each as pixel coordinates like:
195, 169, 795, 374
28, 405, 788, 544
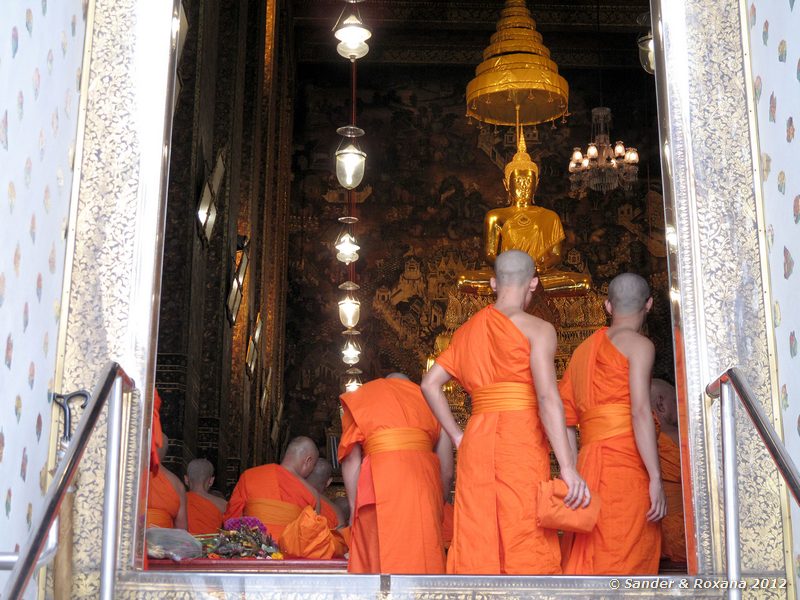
466, 0, 568, 126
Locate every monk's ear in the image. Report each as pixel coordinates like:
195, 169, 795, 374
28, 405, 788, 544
183, 475, 189, 487
489, 277, 497, 292
645, 296, 654, 313
530, 276, 539, 292
604, 299, 613, 315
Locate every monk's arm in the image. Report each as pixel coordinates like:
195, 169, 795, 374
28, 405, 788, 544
165, 470, 188, 529
567, 427, 578, 459
175, 488, 188, 530
223, 476, 247, 519
629, 337, 666, 521
341, 445, 362, 527
529, 321, 589, 508
421, 364, 463, 447
434, 430, 454, 502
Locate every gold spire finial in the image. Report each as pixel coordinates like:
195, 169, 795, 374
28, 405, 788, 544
504, 126, 538, 185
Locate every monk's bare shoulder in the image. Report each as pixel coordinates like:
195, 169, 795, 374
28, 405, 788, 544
162, 467, 186, 496
204, 492, 227, 513
608, 328, 655, 361
509, 312, 556, 346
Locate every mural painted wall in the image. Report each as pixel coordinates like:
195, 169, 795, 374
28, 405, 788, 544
0, 0, 87, 595
285, 64, 670, 445
746, 0, 800, 586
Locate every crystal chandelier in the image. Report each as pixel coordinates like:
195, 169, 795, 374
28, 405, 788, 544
568, 107, 639, 195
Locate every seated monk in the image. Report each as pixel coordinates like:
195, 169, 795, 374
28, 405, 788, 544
184, 458, 226, 535
224, 436, 320, 540
224, 436, 346, 558
306, 458, 346, 529
146, 434, 187, 529
559, 273, 665, 575
651, 378, 687, 563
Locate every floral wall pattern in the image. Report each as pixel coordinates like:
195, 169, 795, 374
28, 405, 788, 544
747, 0, 800, 585
0, 0, 87, 594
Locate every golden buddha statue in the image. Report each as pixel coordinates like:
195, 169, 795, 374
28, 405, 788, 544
459, 130, 592, 296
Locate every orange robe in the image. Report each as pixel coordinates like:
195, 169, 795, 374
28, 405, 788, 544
658, 431, 687, 562
436, 305, 561, 575
146, 469, 180, 528
339, 378, 445, 574
186, 491, 223, 535
149, 390, 164, 475
442, 503, 454, 550
223, 463, 318, 541
559, 327, 661, 575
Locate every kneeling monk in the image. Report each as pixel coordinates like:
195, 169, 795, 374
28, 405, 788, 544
559, 273, 665, 575
422, 250, 589, 575
339, 374, 453, 574
184, 458, 226, 535
224, 436, 345, 557
651, 378, 686, 563
146, 435, 187, 529
306, 458, 347, 529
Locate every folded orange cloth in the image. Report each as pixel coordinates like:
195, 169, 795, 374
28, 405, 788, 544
279, 506, 344, 559
536, 479, 601, 534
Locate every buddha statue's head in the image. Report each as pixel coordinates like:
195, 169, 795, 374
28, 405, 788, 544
503, 130, 539, 206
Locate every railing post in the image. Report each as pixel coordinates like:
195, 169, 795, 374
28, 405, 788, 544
99, 376, 124, 600
720, 377, 742, 600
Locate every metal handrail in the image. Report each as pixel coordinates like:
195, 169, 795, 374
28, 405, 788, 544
706, 367, 800, 502
2, 362, 135, 600
706, 366, 800, 600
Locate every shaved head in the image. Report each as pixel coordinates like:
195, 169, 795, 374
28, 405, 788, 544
186, 458, 214, 484
307, 458, 333, 493
284, 436, 319, 460
651, 378, 678, 427
386, 372, 409, 380
494, 250, 536, 289
607, 273, 651, 315
282, 436, 320, 478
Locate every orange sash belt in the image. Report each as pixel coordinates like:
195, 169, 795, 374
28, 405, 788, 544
471, 381, 537, 414
579, 403, 633, 445
363, 427, 433, 455
245, 498, 303, 526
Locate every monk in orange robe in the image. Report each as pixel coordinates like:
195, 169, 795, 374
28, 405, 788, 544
184, 458, 226, 535
422, 250, 589, 575
559, 273, 665, 575
224, 436, 345, 558
146, 434, 188, 529
149, 390, 164, 475
224, 436, 320, 540
651, 378, 686, 563
306, 458, 346, 529
339, 374, 453, 574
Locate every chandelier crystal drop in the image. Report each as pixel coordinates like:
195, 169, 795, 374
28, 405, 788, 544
568, 107, 639, 195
